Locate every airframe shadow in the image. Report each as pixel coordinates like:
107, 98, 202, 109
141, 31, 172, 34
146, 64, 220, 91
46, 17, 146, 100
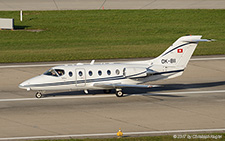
123, 81, 225, 97
14, 25, 30, 30
43, 81, 225, 98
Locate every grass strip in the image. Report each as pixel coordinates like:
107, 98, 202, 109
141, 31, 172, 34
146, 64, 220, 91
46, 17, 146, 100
0, 10, 224, 63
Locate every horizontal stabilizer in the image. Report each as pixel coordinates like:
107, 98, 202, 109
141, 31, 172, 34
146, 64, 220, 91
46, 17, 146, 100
184, 39, 216, 43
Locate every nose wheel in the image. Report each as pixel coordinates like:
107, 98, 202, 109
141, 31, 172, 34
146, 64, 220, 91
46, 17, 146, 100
116, 89, 123, 97
35, 92, 43, 99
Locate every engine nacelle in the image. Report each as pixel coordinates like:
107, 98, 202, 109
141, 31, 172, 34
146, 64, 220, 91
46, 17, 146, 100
123, 67, 147, 78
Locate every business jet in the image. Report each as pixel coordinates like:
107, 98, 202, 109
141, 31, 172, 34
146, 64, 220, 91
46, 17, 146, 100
19, 35, 214, 98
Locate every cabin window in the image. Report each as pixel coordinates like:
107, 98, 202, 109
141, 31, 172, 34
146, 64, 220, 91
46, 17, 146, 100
55, 69, 65, 76
89, 71, 93, 76
78, 71, 83, 76
98, 70, 102, 76
115, 69, 120, 75
69, 71, 73, 77
107, 70, 111, 75
123, 68, 126, 76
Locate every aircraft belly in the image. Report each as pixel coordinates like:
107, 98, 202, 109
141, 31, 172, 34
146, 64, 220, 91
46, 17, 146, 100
30, 84, 75, 91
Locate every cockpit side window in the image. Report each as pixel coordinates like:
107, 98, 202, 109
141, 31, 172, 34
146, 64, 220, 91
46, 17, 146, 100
44, 69, 58, 77
55, 69, 65, 76
44, 69, 65, 77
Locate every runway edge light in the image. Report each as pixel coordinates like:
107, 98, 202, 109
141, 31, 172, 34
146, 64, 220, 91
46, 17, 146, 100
117, 128, 123, 138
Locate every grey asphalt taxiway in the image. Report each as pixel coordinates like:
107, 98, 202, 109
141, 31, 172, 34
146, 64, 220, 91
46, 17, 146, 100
1, 0, 225, 11
0, 56, 225, 140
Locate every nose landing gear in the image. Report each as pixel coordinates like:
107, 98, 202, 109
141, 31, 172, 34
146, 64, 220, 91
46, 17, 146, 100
116, 89, 123, 97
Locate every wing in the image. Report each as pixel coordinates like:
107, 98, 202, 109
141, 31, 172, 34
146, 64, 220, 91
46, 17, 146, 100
93, 83, 160, 89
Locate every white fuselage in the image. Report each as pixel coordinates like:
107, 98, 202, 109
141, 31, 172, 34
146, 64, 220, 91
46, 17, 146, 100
19, 61, 182, 91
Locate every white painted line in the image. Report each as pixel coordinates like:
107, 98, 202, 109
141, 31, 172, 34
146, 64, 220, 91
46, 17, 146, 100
0, 128, 224, 140
123, 128, 225, 135
190, 57, 225, 61
0, 133, 116, 141
0, 95, 115, 102
150, 90, 225, 95
216, 99, 225, 102
0, 63, 65, 68
0, 57, 225, 68
1, 90, 225, 102
0, 98, 37, 102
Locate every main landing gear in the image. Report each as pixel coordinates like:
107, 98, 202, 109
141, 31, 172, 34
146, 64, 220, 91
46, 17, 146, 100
35, 92, 43, 99
103, 89, 123, 97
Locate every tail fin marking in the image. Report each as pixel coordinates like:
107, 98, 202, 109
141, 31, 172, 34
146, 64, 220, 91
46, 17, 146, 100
152, 35, 211, 69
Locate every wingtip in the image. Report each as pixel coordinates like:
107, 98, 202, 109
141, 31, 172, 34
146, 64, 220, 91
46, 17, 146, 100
208, 39, 216, 42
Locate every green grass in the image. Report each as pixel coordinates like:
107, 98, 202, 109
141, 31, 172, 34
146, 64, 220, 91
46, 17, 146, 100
0, 10, 225, 63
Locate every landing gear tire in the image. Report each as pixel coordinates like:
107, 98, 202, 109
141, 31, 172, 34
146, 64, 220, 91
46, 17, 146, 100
35, 92, 42, 99
116, 91, 123, 97
103, 89, 111, 94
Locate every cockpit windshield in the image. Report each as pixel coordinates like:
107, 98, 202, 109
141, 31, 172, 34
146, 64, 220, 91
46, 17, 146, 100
44, 69, 65, 77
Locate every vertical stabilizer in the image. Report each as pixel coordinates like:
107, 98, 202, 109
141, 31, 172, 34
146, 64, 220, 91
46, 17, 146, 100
152, 35, 211, 69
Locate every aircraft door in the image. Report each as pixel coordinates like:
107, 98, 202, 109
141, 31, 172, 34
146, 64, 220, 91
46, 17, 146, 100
75, 68, 86, 87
